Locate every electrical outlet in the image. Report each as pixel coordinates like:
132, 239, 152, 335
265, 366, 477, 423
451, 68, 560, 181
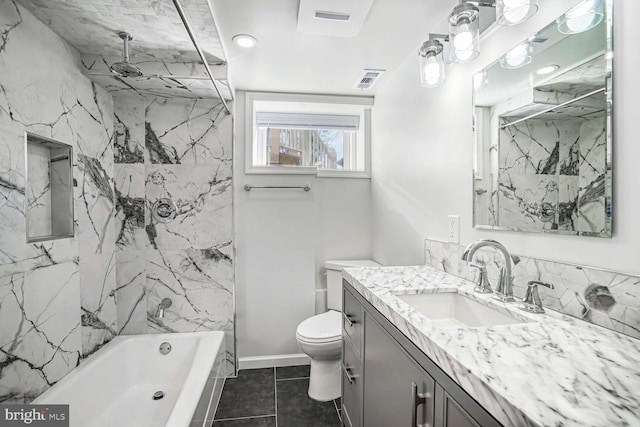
447, 215, 460, 244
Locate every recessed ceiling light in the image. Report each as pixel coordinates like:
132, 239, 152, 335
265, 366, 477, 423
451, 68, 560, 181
535, 64, 560, 75
232, 34, 258, 49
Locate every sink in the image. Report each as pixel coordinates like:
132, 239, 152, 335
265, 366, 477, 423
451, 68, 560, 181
396, 292, 530, 328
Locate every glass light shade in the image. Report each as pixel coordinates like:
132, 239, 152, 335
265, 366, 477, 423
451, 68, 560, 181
556, 0, 604, 34
496, 0, 538, 26
419, 42, 445, 88
499, 41, 532, 69
449, 4, 480, 63
473, 70, 488, 92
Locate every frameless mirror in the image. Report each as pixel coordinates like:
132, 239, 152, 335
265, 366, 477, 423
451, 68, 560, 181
25, 132, 74, 242
473, 0, 612, 237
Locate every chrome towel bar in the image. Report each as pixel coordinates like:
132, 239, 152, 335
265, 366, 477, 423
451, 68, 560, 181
244, 184, 311, 192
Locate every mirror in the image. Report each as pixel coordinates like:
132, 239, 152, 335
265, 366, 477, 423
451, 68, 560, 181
473, 0, 612, 237
25, 132, 74, 242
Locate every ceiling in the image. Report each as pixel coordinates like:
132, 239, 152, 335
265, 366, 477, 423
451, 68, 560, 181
17, 0, 229, 99
211, 0, 463, 96
17, 0, 226, 62
18, 0, 498, 99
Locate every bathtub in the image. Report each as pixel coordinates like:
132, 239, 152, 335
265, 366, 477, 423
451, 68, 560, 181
34, 331, 226, 427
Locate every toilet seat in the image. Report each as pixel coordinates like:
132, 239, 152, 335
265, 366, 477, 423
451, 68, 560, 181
296, 310, 342, 343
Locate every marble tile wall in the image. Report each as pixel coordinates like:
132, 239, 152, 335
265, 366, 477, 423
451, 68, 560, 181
113, 94, 235, 376
424, 239, 640, 339
493, 113, 608, 233
0, 1, 117, 402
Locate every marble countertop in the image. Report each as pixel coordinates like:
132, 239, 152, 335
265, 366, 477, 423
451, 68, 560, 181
343, 265, 640, 427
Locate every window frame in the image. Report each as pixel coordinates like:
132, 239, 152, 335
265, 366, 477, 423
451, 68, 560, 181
244, 91, 373, 178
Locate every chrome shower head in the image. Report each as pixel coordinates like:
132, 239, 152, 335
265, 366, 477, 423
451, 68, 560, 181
110, 31, 143, 77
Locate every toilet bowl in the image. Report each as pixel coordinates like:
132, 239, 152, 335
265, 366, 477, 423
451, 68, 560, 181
296, 259, 380, 401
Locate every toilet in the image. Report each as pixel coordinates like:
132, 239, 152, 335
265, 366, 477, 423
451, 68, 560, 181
296, 259, 380, 401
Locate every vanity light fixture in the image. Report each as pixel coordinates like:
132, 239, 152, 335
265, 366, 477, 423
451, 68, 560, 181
422, 0, 539, 89
496, 0, 538, 26
448, 3, 480, 63
419, 36, 446, 88
499, 40, 532, 69
447, 0, 539, 64
535, 64, 559, 76
232, 34, 258, 48
556, 0, 604, 34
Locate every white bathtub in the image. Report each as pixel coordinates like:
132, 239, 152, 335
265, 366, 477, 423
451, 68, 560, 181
34, 331, 226, 427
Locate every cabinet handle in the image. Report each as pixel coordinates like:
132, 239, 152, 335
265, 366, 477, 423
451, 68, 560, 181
411, 382, 431, 427
343, 312, 356, 327
342, 364, 357, 384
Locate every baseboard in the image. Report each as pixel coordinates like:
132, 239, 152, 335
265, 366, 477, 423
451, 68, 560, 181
238, 354, 310, 370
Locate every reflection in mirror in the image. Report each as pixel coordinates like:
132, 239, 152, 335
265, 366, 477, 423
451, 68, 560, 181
25, 132, 74, 242
473, 0, 612, 237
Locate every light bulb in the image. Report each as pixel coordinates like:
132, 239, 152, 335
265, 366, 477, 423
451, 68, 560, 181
557, 0, 603, 34
505, 44, 528, 67
456, 48, 474, 62
502, 0, 529, 24
566, 1, 596, 32
473, 71, 487, 91
423, 62, 441, 80
454, 22, 473, 51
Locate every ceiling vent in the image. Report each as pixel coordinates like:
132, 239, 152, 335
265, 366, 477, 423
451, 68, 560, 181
315, 11, 351, 21
298, 0, 374, 37
354, 69, 385, 90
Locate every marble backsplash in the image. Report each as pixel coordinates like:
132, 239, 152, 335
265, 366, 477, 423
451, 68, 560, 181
425, 239, 640, 339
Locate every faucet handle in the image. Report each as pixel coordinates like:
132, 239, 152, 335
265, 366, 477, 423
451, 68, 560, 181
469, 263, 492, 294
519, 280, 554, 313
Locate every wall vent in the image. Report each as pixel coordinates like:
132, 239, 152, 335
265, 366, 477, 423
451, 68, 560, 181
354, 69, 385, 90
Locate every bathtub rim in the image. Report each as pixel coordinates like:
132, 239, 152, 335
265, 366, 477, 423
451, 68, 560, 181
34, 331, 226, 427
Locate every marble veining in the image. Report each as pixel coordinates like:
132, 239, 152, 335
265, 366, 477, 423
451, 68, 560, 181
494, 113, 608, 233
111, 94, 235, 375
343, 265, 640, 427
424, 239, 640, 339
81, 55, 232, 100
0, 263, 82, 403
1, 1, 117, 402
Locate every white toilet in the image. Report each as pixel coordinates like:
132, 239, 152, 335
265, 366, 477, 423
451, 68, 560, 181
296, 259, 380, 401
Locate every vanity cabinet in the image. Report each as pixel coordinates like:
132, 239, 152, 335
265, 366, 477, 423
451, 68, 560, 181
342, 282, 501, 427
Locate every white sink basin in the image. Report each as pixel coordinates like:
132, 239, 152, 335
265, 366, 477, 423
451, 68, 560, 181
397, 292, 530, 328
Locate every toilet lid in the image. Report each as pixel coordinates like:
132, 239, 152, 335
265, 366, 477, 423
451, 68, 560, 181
296, 310, 342, 343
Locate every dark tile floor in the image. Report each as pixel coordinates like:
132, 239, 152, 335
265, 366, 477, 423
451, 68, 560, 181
213, 365, 342, 426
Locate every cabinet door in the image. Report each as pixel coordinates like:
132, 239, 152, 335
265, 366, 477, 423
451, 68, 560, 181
342, 337, 362, 427
435, 385, 482, 427
363, 314, 435, 427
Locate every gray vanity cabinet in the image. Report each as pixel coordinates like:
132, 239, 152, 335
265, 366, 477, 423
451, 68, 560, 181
363, 313, 435, 427
342, 282, 501, 427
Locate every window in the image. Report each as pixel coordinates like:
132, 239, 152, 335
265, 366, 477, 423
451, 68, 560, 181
245, 92, 372, 177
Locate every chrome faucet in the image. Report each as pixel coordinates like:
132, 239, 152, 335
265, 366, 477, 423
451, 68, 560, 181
155, 298, 172, 318
519, 280, 554, 313
461, 239, 516, 303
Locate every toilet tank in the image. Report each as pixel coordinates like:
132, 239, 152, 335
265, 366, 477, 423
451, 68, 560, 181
324, 260, 380, 311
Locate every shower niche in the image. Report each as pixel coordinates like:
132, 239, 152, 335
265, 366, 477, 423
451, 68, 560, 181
25, 132, 74, 243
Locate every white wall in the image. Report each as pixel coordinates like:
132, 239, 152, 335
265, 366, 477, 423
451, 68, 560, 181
234, 91, 372, 359
371, 0, 640, 276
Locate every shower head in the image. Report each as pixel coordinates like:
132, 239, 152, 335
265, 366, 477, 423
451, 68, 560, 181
110, 31, 143, 77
